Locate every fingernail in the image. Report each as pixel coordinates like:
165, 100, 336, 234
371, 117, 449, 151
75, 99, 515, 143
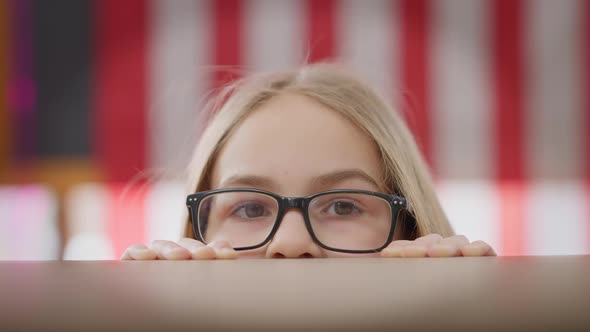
208, 240, 231, 249
217, 248, 238, 259
163, 246, 190, 260
462, 244, 486, 257
131, 248, 149, 255
192, 246, 216, 260
381, 247, 402, 258
401, 246, 427, 258
130, 248, 155, 260
428, 244, 459, 257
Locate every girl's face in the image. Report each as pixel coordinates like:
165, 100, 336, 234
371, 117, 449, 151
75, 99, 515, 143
209, 93, 391, 258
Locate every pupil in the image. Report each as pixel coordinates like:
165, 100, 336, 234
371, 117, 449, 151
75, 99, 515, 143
245, 204, 264, 218
335, 202, 354, 215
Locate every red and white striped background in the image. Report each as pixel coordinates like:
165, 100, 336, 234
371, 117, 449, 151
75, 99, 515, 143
2, 179, 587, 259
1, 0, 589, 259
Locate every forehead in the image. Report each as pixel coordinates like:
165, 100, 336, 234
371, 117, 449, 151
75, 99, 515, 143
210, 93, 384, 195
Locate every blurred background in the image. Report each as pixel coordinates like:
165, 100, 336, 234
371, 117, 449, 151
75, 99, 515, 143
0, 0, 588, 260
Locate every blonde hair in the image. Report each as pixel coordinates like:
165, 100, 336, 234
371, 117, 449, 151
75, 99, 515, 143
183, 64, 453, 239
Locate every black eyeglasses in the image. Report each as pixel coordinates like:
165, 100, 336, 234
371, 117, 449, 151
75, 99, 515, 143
186, 188, 409, 254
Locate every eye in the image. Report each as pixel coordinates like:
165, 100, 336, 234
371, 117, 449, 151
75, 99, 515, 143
233, 203, 271, 219
325, 200, 362, 217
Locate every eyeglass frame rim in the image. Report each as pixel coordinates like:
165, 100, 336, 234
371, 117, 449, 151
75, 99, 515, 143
186, 188, 409, 254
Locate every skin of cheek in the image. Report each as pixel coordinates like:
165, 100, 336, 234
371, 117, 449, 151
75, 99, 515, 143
311, 225, 387, 250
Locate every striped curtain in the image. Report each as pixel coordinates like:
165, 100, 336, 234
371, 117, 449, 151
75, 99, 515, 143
0, 0, 589, 258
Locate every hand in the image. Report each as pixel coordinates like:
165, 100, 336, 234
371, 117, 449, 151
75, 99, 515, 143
380, 234, 496, 258
120, 238, 238, 260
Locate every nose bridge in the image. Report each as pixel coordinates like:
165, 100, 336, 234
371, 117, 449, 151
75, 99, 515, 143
276, 197, 308, 227
266, 197, 321, 258
276, 196, 307, 230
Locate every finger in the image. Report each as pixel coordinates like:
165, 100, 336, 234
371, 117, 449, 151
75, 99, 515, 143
150, 240, 192, 260
439, 235, 469, 247
427, 235, 469, 257
208, 240, 238, 259
398, 234, 444, 258
400, 245, 429, 258
121, 247, 133, 260
427, 243, 461, 257
389, 240, 413, 247
178, 238, 216, 260
382, 234, 443, 258
121, 243, 157, 260
381, 240, 412, 258
414, 233, 444, 247
461, 240, 497, 257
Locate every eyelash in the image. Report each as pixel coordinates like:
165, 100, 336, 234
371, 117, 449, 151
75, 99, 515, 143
321, 199, 364, 216
230, 202, 271, 219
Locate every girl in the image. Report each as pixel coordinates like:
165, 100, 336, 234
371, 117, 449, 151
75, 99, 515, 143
122, 64, 495, 260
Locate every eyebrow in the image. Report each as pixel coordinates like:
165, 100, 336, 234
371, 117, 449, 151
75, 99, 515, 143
220, 174, 277, 190
219, 169, 383, 192
313, 169, 382, 191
